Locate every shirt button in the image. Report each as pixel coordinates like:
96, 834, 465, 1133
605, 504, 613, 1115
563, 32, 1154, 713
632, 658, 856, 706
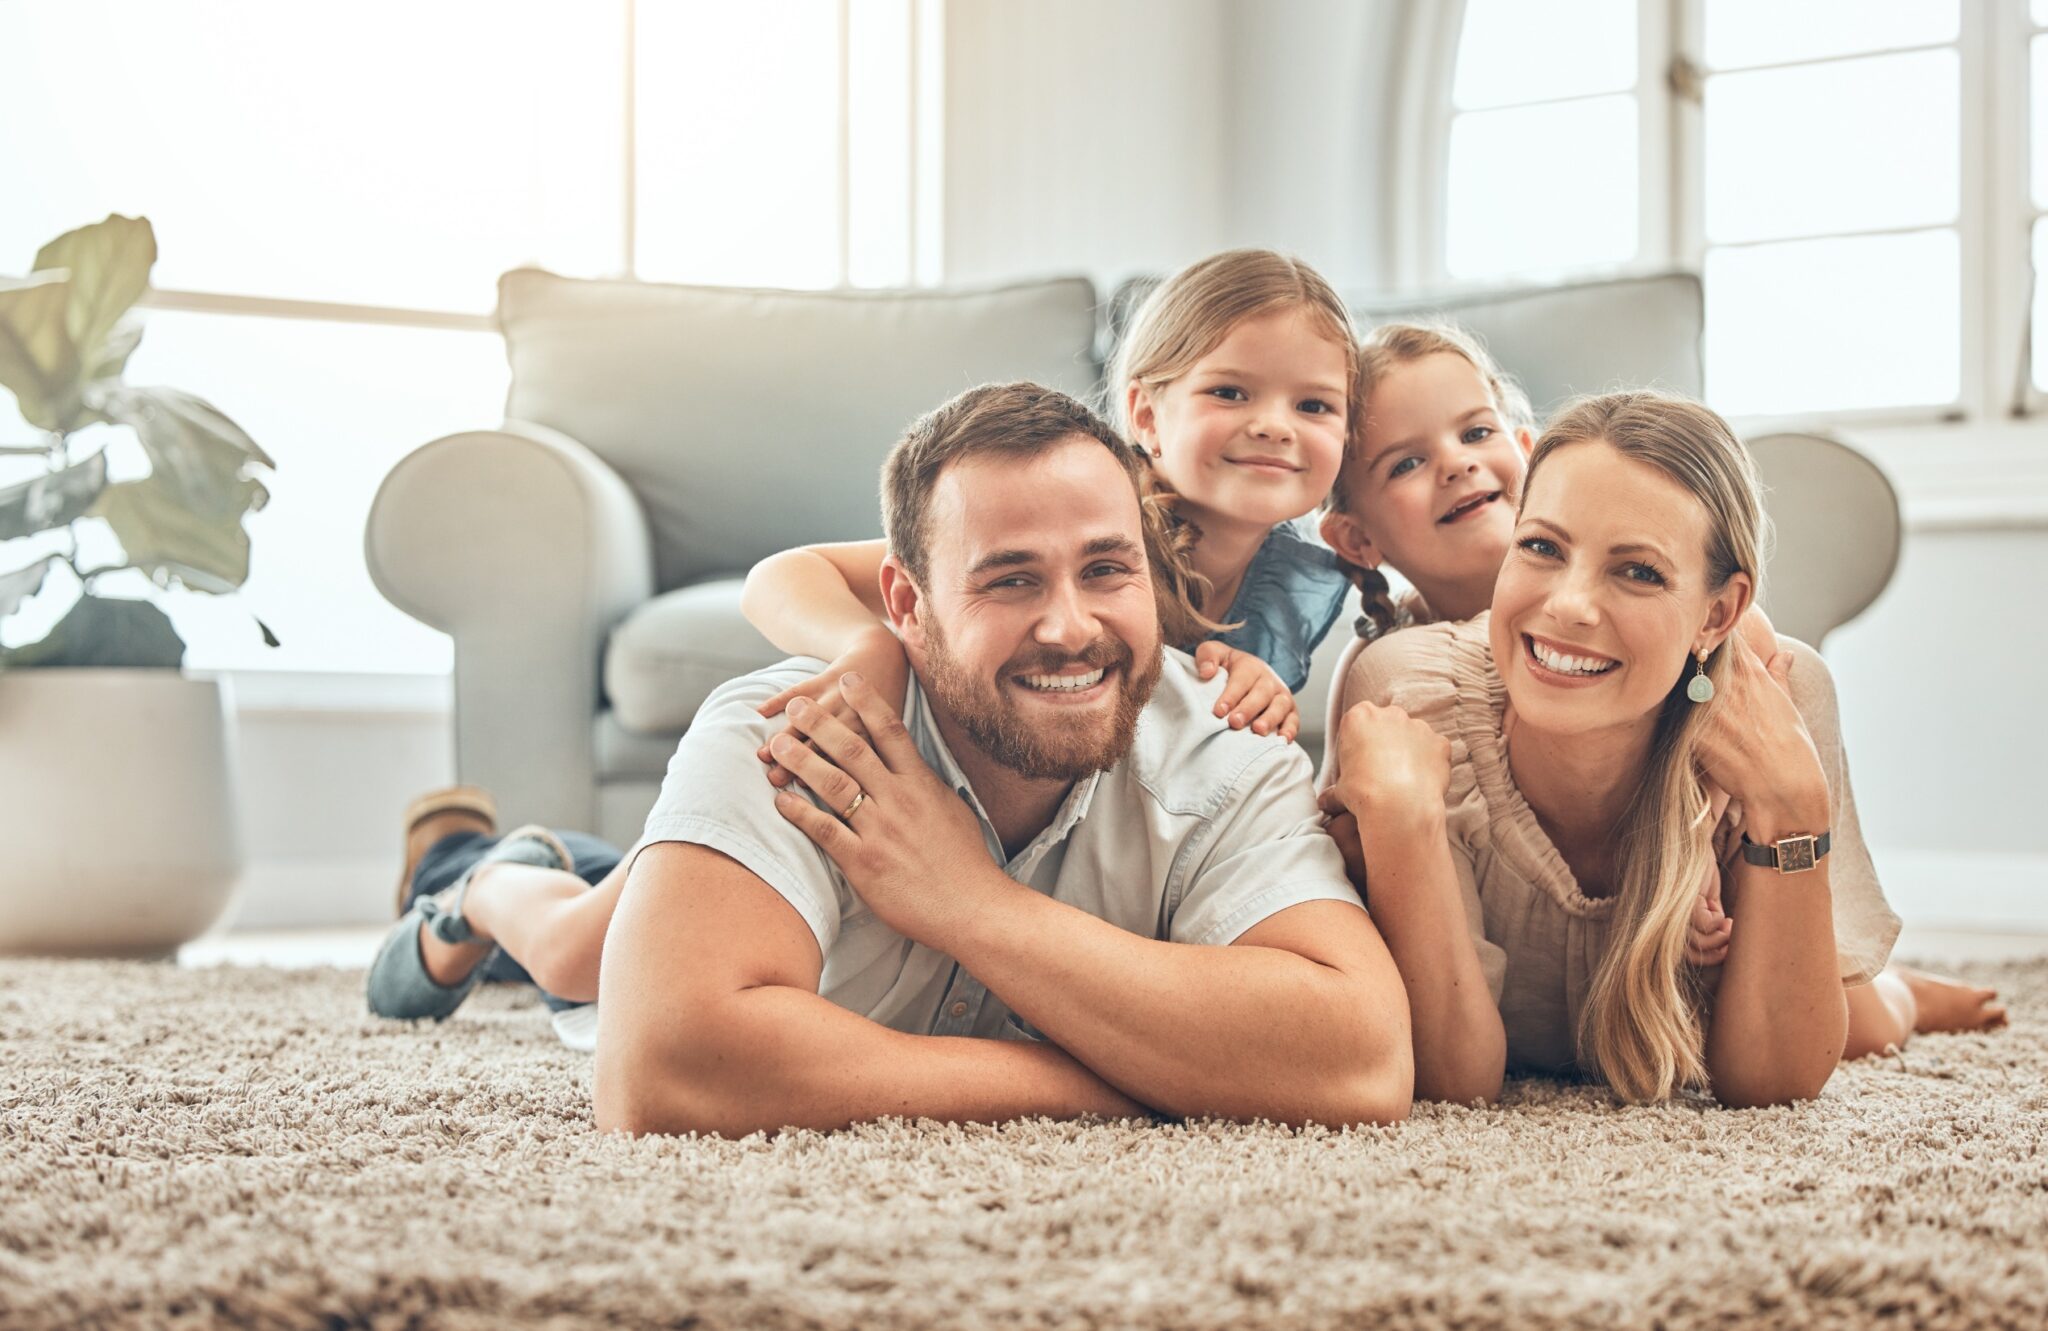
949, 1001, 968, 1018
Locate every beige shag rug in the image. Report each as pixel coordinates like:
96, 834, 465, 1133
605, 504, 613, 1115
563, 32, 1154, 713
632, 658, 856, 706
2, 958, 2045, 1331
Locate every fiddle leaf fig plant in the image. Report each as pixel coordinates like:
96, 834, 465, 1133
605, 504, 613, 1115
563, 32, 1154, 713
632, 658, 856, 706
0, 214, 276, 668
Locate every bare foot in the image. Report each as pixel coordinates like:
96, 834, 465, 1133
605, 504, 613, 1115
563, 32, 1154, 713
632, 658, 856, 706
1899, 967, 2008, 1034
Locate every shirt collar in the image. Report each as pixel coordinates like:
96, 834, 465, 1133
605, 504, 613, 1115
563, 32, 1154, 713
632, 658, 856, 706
901, 672, 1105, 867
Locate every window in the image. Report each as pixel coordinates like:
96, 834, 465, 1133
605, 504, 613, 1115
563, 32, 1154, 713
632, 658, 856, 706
1696, 2, 1961, 416
1439, 0, 2003, 423
1444, 0, 1641, 280
0, 0, 932, 674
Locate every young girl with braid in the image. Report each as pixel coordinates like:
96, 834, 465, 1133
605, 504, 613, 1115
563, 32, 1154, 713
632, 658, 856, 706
1316, 329, 2002, 1104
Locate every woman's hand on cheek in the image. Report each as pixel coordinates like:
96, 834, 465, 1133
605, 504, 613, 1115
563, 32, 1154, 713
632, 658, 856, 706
1194, 642, 1299, 742
1330, 700, 1451, 831
1694, 633, 1830, 836
757, 626, 910, 788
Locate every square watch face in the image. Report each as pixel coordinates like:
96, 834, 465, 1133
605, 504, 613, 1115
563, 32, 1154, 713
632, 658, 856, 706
1778, 836, 1818, 873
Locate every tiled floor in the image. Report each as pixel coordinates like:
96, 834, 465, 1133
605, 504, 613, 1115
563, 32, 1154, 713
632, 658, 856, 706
176, 922, 2048, 971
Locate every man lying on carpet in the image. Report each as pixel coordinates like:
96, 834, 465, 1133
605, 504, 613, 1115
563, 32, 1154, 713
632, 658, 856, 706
369, 381, 1416, 1135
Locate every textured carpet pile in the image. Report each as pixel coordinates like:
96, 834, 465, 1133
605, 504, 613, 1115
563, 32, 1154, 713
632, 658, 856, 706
2, 959, 2044, 1330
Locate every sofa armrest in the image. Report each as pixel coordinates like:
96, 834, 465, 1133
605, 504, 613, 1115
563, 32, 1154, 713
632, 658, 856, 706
365, 421, 654, 831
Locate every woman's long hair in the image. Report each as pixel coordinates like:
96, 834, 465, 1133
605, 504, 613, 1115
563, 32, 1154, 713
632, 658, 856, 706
1523, 392, 1768, 1102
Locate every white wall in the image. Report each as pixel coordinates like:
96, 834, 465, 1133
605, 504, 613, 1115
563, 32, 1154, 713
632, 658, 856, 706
1216, 0, 1406, 290
937, 0, 1409, 292
219, 683, 451, 930
938, 0, 1232, 289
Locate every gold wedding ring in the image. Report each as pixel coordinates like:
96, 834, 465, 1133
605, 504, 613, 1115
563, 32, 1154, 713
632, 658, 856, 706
840, 790, 866, 822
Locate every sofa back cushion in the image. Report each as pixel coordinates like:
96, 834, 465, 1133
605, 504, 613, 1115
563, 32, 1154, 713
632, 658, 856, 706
498, 270, 1103, 591
1352, 272, 1704, 419
1105, 270, 1703, 422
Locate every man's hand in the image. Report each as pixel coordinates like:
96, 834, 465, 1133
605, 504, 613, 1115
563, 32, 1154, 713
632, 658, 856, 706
769, 673, 1008, 943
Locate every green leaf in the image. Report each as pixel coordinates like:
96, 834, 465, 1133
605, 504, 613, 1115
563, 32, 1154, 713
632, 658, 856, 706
255, 615, 281, 648
84, 317, 144, 385
1, 593, 184, 669
0, 554, 57, 619
0, 273, 84, 431
92, 469, 265, 595
0, 449, 108, 541
90, 384, 275, 516
32, 215, 156, 361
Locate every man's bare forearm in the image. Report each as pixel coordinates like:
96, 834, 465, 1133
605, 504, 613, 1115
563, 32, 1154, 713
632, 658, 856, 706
923, 887, 1410, 1126
599, 982, 1142, 1137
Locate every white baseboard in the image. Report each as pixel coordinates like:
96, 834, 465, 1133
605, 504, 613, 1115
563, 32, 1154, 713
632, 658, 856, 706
1873, 848, 2048, 932
220, 858, 397, 932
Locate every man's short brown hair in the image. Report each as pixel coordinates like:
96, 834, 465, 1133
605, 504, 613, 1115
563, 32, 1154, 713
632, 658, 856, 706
880, 382, 1140, 585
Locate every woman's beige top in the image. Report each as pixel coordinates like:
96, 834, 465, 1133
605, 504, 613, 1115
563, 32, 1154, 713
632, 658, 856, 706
1322, 612, 1901, 1076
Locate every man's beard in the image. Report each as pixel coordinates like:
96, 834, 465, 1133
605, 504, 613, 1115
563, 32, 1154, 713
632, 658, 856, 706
920, 624, 1163, 782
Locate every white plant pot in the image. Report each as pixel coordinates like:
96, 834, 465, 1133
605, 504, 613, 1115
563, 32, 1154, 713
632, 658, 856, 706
0, 670, 242, 957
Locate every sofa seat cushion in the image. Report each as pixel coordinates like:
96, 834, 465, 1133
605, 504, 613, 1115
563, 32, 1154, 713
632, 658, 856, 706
603, 578, 790, 734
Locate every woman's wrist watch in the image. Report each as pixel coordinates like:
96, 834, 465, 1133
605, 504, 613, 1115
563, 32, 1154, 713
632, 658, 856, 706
1739, 830, 1832, 874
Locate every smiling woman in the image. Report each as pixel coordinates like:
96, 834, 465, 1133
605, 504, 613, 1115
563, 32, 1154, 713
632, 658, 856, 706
1323, 390, 1904, 1108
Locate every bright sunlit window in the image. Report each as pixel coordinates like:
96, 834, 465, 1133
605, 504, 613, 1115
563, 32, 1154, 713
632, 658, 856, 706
1445, 0, 1977, 421
1445, 0, 1640, 280
1698, 0, 1961, 416
0, 0, 928, 675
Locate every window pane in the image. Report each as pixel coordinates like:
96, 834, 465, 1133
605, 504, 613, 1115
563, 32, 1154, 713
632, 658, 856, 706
1446, 97, 1638, 279
1705, 230, 1959, 415
847, 0, 915, 288
2038, 0, 2048, 29
0, 1, 625, 313
2033, 219, 2048, 392
4, 312, 506, 672
1705, 50, 1958, 244
2034, 36, 2048, 210
1453, 0, 1636, 111
1704, 0, 1957, 70
635, 1, 842, 288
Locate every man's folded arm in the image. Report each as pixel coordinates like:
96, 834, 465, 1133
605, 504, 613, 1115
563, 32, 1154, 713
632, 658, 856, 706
590, 841, 1142, 1137
939, 894, 1415, 1128
920, 750, 1416, 1128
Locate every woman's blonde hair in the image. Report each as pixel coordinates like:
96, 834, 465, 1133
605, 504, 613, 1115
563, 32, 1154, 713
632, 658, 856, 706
1330, 320, 1534, 638
1108, 249, 1360, 646
1522, 391, 1767, 1103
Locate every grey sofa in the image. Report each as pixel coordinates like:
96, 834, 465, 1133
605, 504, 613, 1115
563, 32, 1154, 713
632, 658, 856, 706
367, 268, 1703, 845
